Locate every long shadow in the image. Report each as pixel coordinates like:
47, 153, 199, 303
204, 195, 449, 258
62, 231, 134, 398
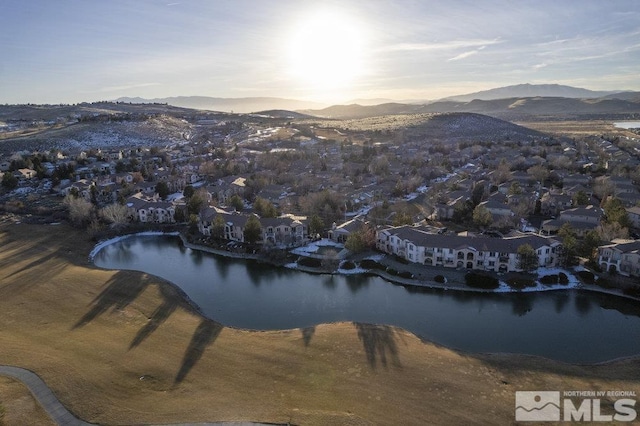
174, 320, 223, 385
73, 272, 151, 329
129, 283, 195, 349
3, 250, 61, 280
301, 326, 315, 347
129, 299, 178, 349
354, 323, 402, 370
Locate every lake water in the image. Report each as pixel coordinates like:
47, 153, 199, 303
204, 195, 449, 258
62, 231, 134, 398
93, 235, 640, 363
614, 121, 640, 129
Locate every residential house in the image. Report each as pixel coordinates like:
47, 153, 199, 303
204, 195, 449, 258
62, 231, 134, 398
215, 176, 247, 204
478, 199, 514, 218
126, 194, 175, 223
60, 179, 94, 201
261, 214, 309, 246
376, 225, 562, 272
540, 192, 572, 217
15, 168, 37, 180
541, 205, 603, 237
597, 240, 640, 277
627, 206, 640, 229
329, 218, 366, 243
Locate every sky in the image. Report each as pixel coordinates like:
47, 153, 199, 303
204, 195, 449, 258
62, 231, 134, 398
1, 0, 639, 105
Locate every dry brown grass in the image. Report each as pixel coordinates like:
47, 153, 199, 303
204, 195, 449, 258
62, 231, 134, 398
1, 219, 640, 425
516, 119, 638, 137
0, 377, 54, 426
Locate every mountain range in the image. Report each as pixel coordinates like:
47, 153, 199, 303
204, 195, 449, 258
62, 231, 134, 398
116, 96, 327, 114
441, 83, 621, 102
116, 84, 640, 119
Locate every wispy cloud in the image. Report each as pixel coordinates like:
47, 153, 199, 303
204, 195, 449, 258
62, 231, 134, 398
448, 50, 479, 61
383, 38, 502, 52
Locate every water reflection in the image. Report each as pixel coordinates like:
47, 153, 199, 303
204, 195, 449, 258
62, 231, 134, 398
575, 294, 592, 316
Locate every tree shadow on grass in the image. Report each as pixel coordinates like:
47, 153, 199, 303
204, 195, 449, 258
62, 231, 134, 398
129, 299, 178, 350
301, 326, 315, 347
354, 323, 402, 370
174, 320, 223, 385
72, 271, 151, 329
128, 283, 195, 350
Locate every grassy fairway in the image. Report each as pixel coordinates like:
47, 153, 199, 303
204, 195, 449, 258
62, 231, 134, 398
1, 219, 640, 425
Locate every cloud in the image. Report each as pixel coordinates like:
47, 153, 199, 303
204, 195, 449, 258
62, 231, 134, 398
383, 38, 502, 52
447, 50, 479, 61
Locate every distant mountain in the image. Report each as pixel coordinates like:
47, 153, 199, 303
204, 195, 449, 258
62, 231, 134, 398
422, 97, 640, 118
343, 98, 397, 106
250, 110, 315, 119
302, 96, 640, 120
443, 83, 621, 102
115, 96, 326, 113
301, 103, 423, 119
598, 91, 640, 102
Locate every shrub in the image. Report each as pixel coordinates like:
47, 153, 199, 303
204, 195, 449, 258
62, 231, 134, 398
386, 268, 398, 276
340, 261, 356, 270
434, 275, 446, 283
399, 271, 413, 279
465, 272, 499, 289
558, 272, 569, 284
596, 277, 614, 289
360, 259, 385, 270
576, 270, 595, 284
394, 255, 409, 264
540, 274, 559, 285
623, 287, 640, 298
297, 257, 322, 268
507, 278, 536, 290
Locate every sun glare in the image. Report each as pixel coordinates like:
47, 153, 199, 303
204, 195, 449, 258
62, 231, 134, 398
286, 9, 367, 96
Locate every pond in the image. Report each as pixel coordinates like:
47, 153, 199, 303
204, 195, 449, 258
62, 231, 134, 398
93, 235, 640, 363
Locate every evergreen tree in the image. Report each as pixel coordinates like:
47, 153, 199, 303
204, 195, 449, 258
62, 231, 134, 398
243, 215, 262, 244
517, 244, 538, 273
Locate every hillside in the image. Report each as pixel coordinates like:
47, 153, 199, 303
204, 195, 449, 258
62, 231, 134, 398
302, 97, 640, 121
441, 83, 620, 102
0, 114, 195, 155
309, 112, 546, 143
116, 96, 326, 114
0, 102, 199, 123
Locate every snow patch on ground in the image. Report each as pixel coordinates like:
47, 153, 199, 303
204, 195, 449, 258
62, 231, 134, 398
495, 267, 581, 293
338, 266, 368, 274
291, 239, 343, 255
166, 192, 184, 201
364, 254, 385, 261
89, 231, 180, 259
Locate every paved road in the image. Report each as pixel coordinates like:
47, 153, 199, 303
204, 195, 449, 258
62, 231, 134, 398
0, 365, 92, 425
0, 365, 285, 426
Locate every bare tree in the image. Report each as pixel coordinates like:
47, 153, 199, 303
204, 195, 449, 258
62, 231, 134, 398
63, 194, 94, 227
100, 203, 130, 228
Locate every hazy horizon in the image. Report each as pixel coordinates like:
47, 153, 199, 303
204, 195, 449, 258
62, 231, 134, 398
1, 0, 639, 105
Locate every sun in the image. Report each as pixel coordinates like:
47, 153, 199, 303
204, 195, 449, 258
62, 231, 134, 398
286, 9, 367, 95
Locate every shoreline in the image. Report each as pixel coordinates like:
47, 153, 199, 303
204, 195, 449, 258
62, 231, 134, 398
89, 230, 640, 304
